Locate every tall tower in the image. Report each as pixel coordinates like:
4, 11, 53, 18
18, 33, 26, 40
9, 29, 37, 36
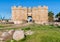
32, 6, 48, 24
12, 6, 27, 24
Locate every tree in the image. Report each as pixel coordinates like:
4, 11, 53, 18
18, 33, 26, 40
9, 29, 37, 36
55, 12, 60, 21
48, 11, 54, 22
0, 16, 5, 21
55, 12, 60, 18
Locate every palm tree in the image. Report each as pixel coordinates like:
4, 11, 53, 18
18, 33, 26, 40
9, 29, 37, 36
48, 11, 54, 22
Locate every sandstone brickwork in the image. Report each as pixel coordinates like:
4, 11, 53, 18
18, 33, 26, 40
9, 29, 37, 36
11, 6, 48, 24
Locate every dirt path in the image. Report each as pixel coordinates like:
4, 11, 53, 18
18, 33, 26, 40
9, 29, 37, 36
0, 22, 33, 29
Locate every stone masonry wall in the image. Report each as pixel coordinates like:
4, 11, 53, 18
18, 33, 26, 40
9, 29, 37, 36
12, 6, 48, 24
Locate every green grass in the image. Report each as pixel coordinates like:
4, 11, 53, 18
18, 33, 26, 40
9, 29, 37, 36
5, 24, 60, 42
0, 24, 13, 28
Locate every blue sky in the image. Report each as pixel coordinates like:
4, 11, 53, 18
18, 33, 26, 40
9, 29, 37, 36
0, 0, 60, 19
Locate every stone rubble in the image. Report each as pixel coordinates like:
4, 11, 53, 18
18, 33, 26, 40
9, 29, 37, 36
13, 30, 25, 41
25, 30, 34, 35
1, 32, 12, 41
0, 30, 34, 41
8, 30, 15, 36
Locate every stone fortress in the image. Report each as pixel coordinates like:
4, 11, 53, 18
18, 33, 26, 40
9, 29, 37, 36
11, 6, 48, 24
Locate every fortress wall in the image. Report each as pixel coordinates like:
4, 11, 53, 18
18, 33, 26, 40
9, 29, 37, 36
12, 6, 23, 24
17, 6, 23, 21
38, 6, 42, 22
42, 6, 48, 23
12, 6, 48, 24
12, 6, 17, 21
33, 6, 48, 24
32, 7, 38, 21
23, 7, 27, 21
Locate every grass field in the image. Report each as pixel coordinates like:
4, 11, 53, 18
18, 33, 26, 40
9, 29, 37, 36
0, 24, 13, 28
4, 24, 60, 42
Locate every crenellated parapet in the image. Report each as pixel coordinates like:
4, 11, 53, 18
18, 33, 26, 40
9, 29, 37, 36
11, 6, 17, 10
12, 6, 22, 10
12, 5, 48, 10
38, 6, 48, 10
43, 6, 48, 10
